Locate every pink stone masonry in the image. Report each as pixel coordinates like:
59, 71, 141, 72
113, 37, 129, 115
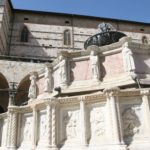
70, 60, 92, 81
101, 52, 124, 78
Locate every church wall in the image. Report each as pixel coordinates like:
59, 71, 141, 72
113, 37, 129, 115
0, 0, 12, 54
8, 10, 150, 59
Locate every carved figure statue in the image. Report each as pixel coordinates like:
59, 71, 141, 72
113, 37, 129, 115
90, 51, 100, 80
44, 66, 52, 92
64, 111, 79, 140
59, 55, 67, 86
122, 107, 140, 138
28, 73, 37, 99
122, 42, 136, 72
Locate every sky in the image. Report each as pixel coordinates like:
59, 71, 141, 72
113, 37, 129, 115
11, 0, 150, 23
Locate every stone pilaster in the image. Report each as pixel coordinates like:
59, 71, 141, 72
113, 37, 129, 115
104, 87, 127, 150
31, 107, 38, 150
80, 96, 88, 146
46, 104, 52, 148
140, 89, 150, 141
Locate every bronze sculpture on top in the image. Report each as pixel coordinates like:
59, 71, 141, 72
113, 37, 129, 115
84, 22, 126, 49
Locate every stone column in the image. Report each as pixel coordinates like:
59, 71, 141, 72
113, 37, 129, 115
51, 103, 58, 150
140, 89, 150, 141
46, 104, 52, 148
104, 87, 127, 150
6, 107, 18, 150
31, 107, 38, 150
80, 96, 88, 147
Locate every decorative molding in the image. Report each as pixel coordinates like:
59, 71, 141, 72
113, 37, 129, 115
104, 86, 120, 98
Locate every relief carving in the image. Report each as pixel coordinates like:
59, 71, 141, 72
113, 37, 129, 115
23, 117, 32, 141
122, 107, 141, 138
39, 114, 47, 138
63, 110, 79, 140
90, 108, 105, 138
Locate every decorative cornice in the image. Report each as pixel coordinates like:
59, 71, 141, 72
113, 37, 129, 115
104, 86, 120, 98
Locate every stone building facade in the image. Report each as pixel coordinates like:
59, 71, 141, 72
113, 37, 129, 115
0, 0, 150, 150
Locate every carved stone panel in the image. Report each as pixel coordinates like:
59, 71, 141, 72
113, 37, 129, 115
19, 114, 33, 148
121, 99, 143, 144
60, 108, 80, 146
122, 107, 141, 138
37, 111, 47, 145
87, 103, 106, 145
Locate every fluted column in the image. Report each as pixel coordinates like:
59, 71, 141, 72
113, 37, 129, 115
80, 96, 88, 146
140, 89, 150, 141
104, 87, 127, 150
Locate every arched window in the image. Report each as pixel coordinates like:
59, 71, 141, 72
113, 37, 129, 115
64, 29, 71, 46
20, 26, 29, 42
142, 36, 148, 44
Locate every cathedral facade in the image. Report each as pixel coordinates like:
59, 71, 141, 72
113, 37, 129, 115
0, 0, 150, 150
